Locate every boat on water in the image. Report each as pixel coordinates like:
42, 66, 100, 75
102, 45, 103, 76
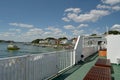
7, 44, 20, 50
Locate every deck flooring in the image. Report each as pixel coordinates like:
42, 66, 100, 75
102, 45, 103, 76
111, 64, 120, 80
52, 53, 120, 80
83, 66, 111, 80
95, 58, 111, 67
52, 53, 98, 80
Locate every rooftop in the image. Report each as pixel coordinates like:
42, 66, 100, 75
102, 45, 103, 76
52, 53, 120, 80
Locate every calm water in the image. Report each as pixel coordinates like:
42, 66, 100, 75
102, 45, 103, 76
0, 42, 60, 58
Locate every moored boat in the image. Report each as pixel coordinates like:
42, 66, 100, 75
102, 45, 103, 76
7, 44, 20, 50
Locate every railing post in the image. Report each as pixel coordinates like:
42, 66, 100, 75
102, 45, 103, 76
73, 49, 76, 65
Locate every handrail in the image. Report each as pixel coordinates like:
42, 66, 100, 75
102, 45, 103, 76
0, 49, 74, 80
0, 49, 74, 60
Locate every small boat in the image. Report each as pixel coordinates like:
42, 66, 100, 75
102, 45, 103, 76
7, 44, 20, 50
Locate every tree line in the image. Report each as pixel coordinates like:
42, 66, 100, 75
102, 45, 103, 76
31, 37, 68, 44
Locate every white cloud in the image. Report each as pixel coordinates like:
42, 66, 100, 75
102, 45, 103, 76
0, 32, 16, 37
65, 8, 81, 14
43, 32, 51, 35
43, 27, 67, 38
112, 6, 120, 11
102, 0, 120, 5
64, 24, 88, 30
63, 1, 120, 23
97, 4, 120, 11
45, 27, 62, 33
72, 30, 85, 36
26, 28, 43, 36
64, 25, 75, 30
33, 26, 67, 39
64, 25, 86, 36
111, 24, 120, 31
42, 32, 67, 38
64, 9, 110, 22
17, 28, 44, 42
9, 23, 34, 28
97, 4, 111, 9
92, 30, 100, 34
62, 17, 70, 22
0, 32, 17, 41
88, 27, 102, 35
0, 26, 69, 42
9, 28, 21, 32
78, 24, 88, 28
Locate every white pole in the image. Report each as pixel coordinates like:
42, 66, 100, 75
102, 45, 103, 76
106, 26, 109, 36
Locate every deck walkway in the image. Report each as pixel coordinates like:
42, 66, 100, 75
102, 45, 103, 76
83, 66, 111, 80
112, 64, 120, 80
52, 53, 98, 80
52, 53, 120, 80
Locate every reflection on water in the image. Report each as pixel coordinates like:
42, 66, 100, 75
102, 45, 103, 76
0, 42, 60, 58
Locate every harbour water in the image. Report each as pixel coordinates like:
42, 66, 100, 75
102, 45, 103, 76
0, 42, 60, 58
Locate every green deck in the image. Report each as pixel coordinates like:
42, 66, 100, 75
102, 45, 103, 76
112, 64, 120, 80
52, 53, 120, 80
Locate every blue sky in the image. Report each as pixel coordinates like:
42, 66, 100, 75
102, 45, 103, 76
0, 0, 120, 42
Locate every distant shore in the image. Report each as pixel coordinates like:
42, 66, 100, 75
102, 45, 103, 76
31, 43, 74, 50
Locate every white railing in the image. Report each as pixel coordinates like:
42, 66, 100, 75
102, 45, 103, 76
0, 50, 75, 80
0, 36, 100, 80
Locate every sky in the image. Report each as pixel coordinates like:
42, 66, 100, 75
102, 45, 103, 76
0, 0, 120, 42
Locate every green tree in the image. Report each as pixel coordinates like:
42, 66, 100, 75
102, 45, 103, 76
90, 34, 97, 36
58, 37, 68, 41
0, 40, 4, 42
45, 37, 56, 40
31, 39, 40, 43
104, 30, 120, 35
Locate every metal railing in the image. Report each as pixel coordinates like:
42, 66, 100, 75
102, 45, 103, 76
0, 50, 75, 80
0, 35, 99, 80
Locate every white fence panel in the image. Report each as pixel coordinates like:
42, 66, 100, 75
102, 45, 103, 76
25, 53, 59, 80
0, 50, 74, 80
0, 56, 26, 80
57, 50, 74, 72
